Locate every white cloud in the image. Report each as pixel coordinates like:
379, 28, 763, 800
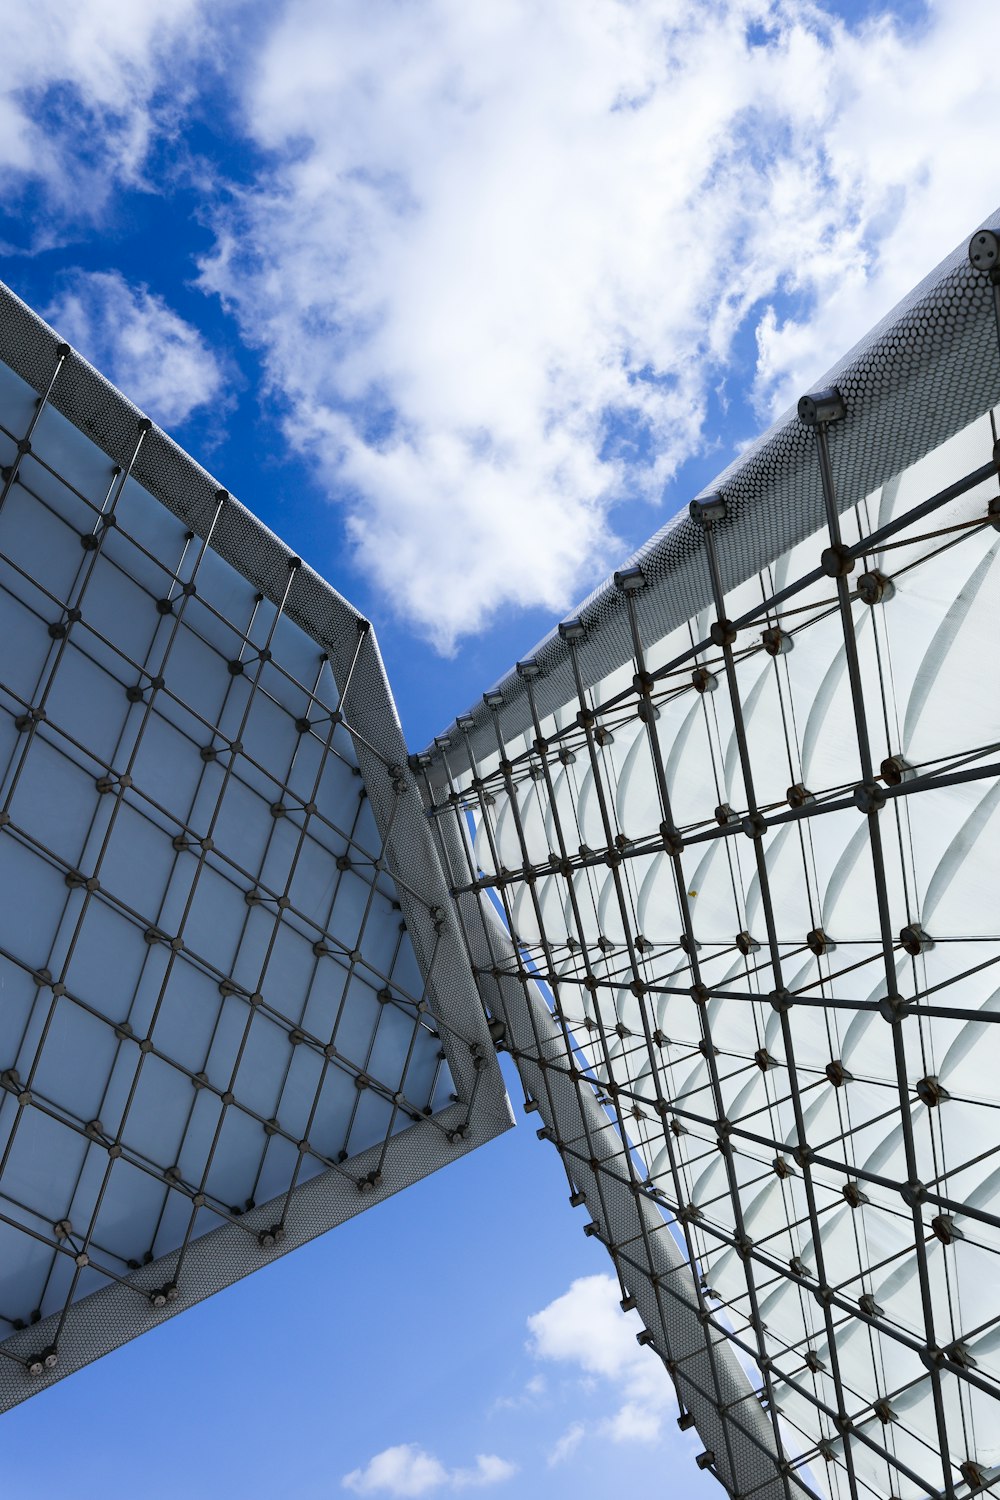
0, 0, 210, 214
196, 0, 1000, 651
342, 1445, 516, 1497
452, 1457, 517, 1489
491, 1372, 546, 1413
547, 1422, 585, 1467
527, 1273, 670, 1446
45, 270, 225, 430
14, 3, 1000, 649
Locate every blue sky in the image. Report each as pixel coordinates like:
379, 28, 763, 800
2, 0, 999, 1494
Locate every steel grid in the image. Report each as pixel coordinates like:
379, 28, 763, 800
0, 309, 511, 1407
423, 228, 1000, 1499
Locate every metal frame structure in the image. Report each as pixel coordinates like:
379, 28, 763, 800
0, 285, 511, 1410
420, 216, 1000, 1500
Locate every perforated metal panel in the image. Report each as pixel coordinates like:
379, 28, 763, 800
0, 290, 511, 1409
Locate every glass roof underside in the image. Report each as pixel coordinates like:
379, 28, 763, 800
0, 318, 510, 1406
428, 396, 1000, 1496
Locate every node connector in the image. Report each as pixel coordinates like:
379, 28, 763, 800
969, 228, 1000, 274
558, 617, 586, 642
688, 492, 727, 526
614, 564, 646, 593
798, 386, 846, 427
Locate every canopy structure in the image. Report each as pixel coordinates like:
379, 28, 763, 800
0, 285, 511, 1409
420, 214, 1000, 1500
3, 210, 1000, 1500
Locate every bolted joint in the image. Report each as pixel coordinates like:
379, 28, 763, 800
709, 618, 737, 648
482, 689, 504, 710
915, 1074, 950, 1107
27, 1345, 58, 1377
856, 568, 895, 606
735, 930, 759, 956
842, 1180, 869, 1209
825, 1059, 854, 1088
558, 617, 586, 642
820, 543, 856, 578
881, 753, 914, 786
960, 1460, 987, 1494
878, 993, 911, 1024
853, 780, 886, 814
614, 564, 646, 593
515, 657, 540, 679
769, 987, 793, 1013
636, 1329, 655, 1347
761, 625, 793, 657
900, 923, 934, 956
798, 386, 845, 427
691, 665, 717, 694
787, 782, 813, 809
969, 228, 1000, 274
487, 1017, 507, 1050
688, 492, 727, 527
694, 1451, 715, 1472
741, 812, 767, 840
931, 1214, 964, 1246
660, 823, 685, 856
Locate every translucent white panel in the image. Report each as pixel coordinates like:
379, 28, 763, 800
457, 402, 1000, 1497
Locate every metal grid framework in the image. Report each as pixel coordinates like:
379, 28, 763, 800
420, 225, 1000, 1500
0, 298, 510, 1408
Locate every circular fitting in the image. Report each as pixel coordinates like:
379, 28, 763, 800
880, 754, 913, 786
761, 626, 793, 657
857, 569, 894, 606
709, 618, 737, 648
820, 544, 855, 578
806, 927, 834, 955
969, 228, 1000, 272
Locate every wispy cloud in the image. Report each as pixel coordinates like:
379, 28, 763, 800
342, 1445, 516, 1498
44, 270, 225, 431
547, 1422, 585, 1468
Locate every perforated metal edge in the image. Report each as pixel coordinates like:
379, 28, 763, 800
440, 828, 788, 1500
427, 208, 1000, 777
